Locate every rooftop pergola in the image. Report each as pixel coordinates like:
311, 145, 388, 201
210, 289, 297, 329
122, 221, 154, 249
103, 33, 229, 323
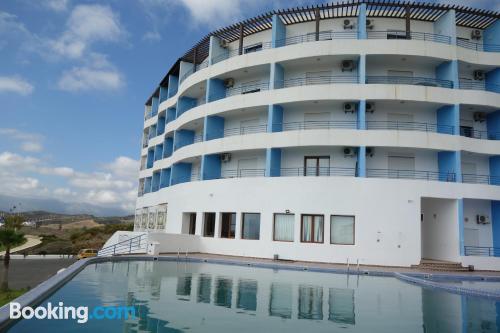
148, 0, 499, 104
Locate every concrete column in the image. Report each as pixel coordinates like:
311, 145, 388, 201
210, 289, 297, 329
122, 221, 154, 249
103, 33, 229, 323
438, 151, 462, 182
358, 54, 366, 84
159, 168, 171, 189
170, 162, 192, 185
204, 115, 224, 141
271, 14, 286, 48
437, 104, 459, 135
208, 35, 226, 66
487, 110, 500, 139
435, 60, 459, 89
173, 129, 194, 151
201, 154, 221, 180
484, 19, 500, 51
433, 9, 457, 45
205, 78, 226, 103
457, 199, 464, 256
267, 104, 283, 132
357, 3, 367, 39
167, 75, 178, 98
357, 100, 366, 130
266, 148, 281, 177
357, 147, 366, 177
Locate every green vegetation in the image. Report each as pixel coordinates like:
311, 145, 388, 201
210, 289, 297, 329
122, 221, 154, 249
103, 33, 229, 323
0, 288, 29, 306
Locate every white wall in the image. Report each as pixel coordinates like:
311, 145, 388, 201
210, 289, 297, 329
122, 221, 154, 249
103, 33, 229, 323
281, 146, 357, 169
463, 199, 493, 247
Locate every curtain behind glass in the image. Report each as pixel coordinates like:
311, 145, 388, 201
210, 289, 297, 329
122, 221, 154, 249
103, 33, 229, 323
331, 215, 354, 244
301, 215, 312, 242
242, 213, 260, 240
274, 214, 294, 241
314, 216, 324, 243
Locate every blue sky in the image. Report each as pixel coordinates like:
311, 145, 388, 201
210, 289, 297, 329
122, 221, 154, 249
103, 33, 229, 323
0, 0, 497, 215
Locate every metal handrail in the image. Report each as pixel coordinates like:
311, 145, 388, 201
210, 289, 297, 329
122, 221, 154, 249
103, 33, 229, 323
98, 233, 147, 257
367, 30, 451, 44
221, 169, 265, 178
366, 76, 453, 88
464, 246, 500, 257
366, 121, 454, 134
274, 30, 357, 47
280, 75, 359, 88
366, 169, 456, 182
280, 167, 356, 177
459, 127, 500, 140
193, 134, 203, 143
457, 39, 500, 53
223, 124, 268, 137
459, 80, 500, 93
212, 41, 272, 64
462, 173, 500, 185
209, 81, 269, 101
279, 120, 357, 131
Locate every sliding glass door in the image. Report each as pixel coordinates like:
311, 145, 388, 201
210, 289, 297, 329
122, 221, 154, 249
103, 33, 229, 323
304, 156, 330, 176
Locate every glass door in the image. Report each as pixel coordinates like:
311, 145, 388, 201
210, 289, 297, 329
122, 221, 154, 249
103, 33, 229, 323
304, 156, 330, 176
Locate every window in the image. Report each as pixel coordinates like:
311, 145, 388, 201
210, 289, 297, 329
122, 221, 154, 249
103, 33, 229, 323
220, 213, 236, 239
203, 212, 215, 237
188, 213, 196, 235
237, 279, 257, 311
304, 156, 330, 176
386, 30, 408, 40
244, 43, 262, 54
330, 215, 355, 245
329, 288, 355, 324
301, 215, 324, 243
273, 214, 294, 242
269, 283, 292, 319
298, 285, 323, 320
242, 213, 260, 240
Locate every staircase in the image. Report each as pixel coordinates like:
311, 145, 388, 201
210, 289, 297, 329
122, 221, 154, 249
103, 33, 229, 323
411, 259, 470, 272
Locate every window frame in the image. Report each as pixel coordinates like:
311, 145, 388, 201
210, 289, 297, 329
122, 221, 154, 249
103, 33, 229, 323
203, 212, 216, 237
303, 156, 330, 176
300, 214, 324, 244
273, 213, 295, 242
188, 213, 196, 235
330, 215, 355, 245
241, 212, 261, 240
220, 212, 236, 239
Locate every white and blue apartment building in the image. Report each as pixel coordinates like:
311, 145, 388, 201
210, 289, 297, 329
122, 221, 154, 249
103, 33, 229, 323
133, 0, 500, 270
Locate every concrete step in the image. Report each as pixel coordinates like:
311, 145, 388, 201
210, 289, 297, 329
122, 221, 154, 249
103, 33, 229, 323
411, 260, 470, 271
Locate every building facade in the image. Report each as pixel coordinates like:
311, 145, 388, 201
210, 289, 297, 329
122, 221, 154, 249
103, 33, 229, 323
134, 1, 500, 269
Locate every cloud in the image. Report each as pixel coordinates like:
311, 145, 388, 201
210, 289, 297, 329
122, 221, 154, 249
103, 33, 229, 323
0, 152, 39, 168
50, 4, 125, 59
0, 128, 44, 152
103, 156, 139, 179
176, 0, 251, 27
0, 76, 34, 95
43, 0, 70, 12
57, 53, 124, 92
143, 31, 161, 42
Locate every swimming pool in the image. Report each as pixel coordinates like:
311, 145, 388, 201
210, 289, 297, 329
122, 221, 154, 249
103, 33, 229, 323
6, 260, 500, 332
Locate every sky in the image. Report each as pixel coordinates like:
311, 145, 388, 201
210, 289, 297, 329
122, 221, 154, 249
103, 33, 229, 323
0, 0, 497, 216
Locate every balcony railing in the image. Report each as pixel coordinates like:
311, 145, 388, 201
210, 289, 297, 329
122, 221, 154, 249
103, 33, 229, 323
212, 42, 273, 65
367, 169, 455, 182
190, 172, 200, 182
459, 80, 500, 93
460, 127, 500, 140
457, 39, 500, 53
193, 134, 204, 143
280, 120, 357, 131
280, 75, 359, 89
275, 30, 357, 47
367, 30, 451, 44
462, 173, 500, 185
366, 76, 453, 88
464, 246, 500, 257
366, 121, 454, 134
224, 124, 268, 137
209, 82, 270, 101
280, 167, 356, 177
221, 169, 266, 178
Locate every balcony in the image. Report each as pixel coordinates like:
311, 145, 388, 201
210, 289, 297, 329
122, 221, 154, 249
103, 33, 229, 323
212, 42, 272, 65
275, 30, 357, 47
462, 173, 500, 185
366, 76, 453, 88
223, 124, 268, 137
221, 169, 266, 178
209, 81, 270, 101
366, 121, 454, 134
460, 127, 500, 140
366, 169, 456, 182
457, 39, 500, 53
459, 80, 500, 93
367, 30, 451, 44
280, 120, 357, 131
281, 75, 359, 88
464, 246, 500, 257
280, 167, 356, 177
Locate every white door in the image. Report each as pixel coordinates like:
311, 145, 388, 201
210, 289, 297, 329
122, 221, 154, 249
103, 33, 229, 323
238, 158, 259, 177
464, 228, 479, 247
304, 112, 330, 130
388, 155, 415, 178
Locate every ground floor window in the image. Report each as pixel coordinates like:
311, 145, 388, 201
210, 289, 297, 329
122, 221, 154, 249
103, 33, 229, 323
330, 215, 355, 245
220, 212, 236, 239
188, 213, 196, 235
273, 213, 294, 242
301, 215, 324, 243
242, 213, 260, 240
203, 212, 215, 237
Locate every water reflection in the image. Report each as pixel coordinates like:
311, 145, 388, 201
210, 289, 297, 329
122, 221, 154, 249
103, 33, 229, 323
6, 261, 500, 333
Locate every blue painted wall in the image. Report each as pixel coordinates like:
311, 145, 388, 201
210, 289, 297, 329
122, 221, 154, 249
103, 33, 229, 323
201, 154, 221, 180
272, 14, 286, 48
166, 108, 176, 124
163, 137, 173, 158
156, 114, 166, 135
146, 148, 154, 169
144, 177, 152, 194
457, 199, 464, 256
486, 68, 500, 92
159, 85, 168, 103
160, 168, 171, 188
151, 96, 159, 117
357, 146, 366, 177
170, 163, 192, 185
208, 35, 227, 66
206, 78, 226, 102
438, 151, 461, 182
167, 75, 178, 98
270, 63, 284, 89
358, 55, 366, 84
266, 148, 281, 177
484, 19, 500, 51
174, 129, 194, 150
151, 171, 161, 192
492, 201, 500, 250
487, 110, 500, 139
204, 116, 224, 141
435, 60, 458, 88
489, 156, 500, 185
357, 100, 366, 129
176, 97, 197, 118
437, 105, 459, 135
357, 3, 367, 39
154, 144, 163, 161
433, 9, 456, 44
268, 104, 283, 132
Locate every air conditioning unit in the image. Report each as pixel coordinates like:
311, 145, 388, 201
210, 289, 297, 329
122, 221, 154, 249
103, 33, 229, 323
224, 78, 235, 88
366, 19, 374, 30
473, 70, 485, 81
476, 215, 490, 224
366, 147, 375, 157
343, 19, 354, 30
471, 29, 482, 40
343, 102, 357, 113
343, 147, 356, 157
221, 153, 231, 163
219, 39, 229, 48
366, 102, 375, 113
473, 112, 487, 122
341, 59, 355, 72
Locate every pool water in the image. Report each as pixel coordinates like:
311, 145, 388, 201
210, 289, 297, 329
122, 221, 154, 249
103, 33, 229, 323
7, 260, 500, 332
